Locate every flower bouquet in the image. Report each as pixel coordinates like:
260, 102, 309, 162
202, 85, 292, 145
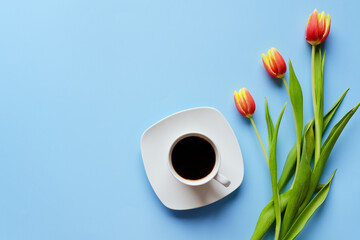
234, 9, 359, 240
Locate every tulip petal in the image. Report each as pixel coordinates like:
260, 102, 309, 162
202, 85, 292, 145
234, 90, 247, 117
239, 89, 250, 115
306, 9, 320, 45
240, 88, 256, 117
272, 48, 287, 78
320, 14, 331, 44
268, 51, 278, 74
262, 53, 277, 78
318, 11, 326, 39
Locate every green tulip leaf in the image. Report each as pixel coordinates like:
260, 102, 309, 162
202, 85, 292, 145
250, 190, 291, 240
265, 97, 274, 151
299, 102, 360, 213
252, 90, 349, 239
250, 183, 325, 240
282, 170, 336, 240
269, 103, 286, 240
277, 89, 348, 192
277, 144, 296, 192
322, 89, 349, 130
288, 59, 303, 178
279, 124, 314, 238
322, 49, 326, 75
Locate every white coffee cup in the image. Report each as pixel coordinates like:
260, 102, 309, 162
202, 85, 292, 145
168, 132, 231, 187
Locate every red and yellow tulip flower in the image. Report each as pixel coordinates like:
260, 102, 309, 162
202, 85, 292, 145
234, 88, 256, 118
305, 9, 331, 46
261, 48, 287, 79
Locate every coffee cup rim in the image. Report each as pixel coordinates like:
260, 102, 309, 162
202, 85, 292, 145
168, 132, 220, 186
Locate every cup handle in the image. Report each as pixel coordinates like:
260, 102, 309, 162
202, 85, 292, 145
214, 173, 231, 187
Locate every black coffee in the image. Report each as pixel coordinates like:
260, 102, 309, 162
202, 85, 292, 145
171, 136, 216, 180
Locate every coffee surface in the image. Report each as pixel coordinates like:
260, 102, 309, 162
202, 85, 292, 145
171, 136, 215, 180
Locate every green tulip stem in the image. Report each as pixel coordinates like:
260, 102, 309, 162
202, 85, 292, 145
250, 117, 269, 166
312, 45, 319, 164
312, 44, 323, 167
282, 77, 290, 96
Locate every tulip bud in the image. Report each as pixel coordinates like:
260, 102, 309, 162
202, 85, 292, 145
234, 88, 256, 118
305, 9, 331, 46
261, 48, 287, 79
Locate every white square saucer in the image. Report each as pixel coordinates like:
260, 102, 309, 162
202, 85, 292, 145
141, 107, 244, 210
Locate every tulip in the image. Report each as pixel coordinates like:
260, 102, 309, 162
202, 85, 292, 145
234, 88, 269, 167
305, 9, 331, 46
234, 88, 256, 118
261, 48, 287, 79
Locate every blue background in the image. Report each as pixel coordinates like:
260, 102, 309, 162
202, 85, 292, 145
0, 0, 359, 239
